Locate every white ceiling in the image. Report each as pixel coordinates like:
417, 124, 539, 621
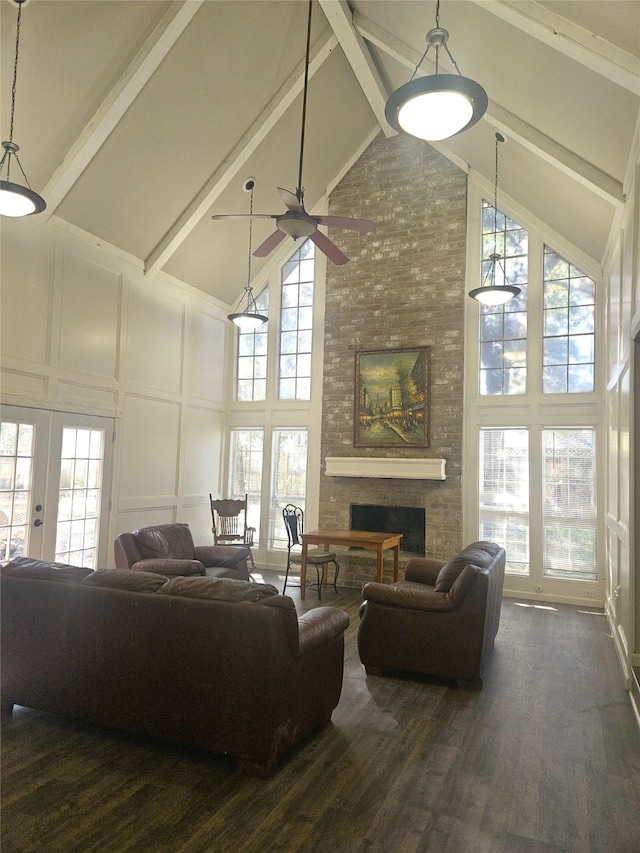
2, 0, 638, 305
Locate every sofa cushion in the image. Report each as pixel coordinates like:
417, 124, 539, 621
1, 558, 93, 583
434, 542, 500, 592
82, 569, 168, 593
157, 576, 278, 602
131, 558, 204, 577
134, 523, 195, 561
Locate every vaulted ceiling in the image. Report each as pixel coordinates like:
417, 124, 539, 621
2, 1, 638, 305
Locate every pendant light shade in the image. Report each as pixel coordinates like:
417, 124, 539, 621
227, 178, 267, 330
385, 6, 487, 142
469, 131, 520, 305
0, 1, 46, 218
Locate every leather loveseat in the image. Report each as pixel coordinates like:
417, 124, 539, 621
357, 541, 505, 689
114, 522, 250, 580
1, 558, 350, 774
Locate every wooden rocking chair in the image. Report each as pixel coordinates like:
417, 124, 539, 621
209, 493, 256, 572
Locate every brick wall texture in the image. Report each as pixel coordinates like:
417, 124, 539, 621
319, 133, 467, 588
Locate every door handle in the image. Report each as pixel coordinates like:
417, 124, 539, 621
33, 519, 43, 527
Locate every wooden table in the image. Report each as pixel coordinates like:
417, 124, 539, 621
300, 529, 403, 600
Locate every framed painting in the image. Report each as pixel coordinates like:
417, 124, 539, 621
354, 347, 431, 448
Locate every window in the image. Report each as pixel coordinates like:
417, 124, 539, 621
279, 240, 314, 400
269, 428, 308, 549
543, 248, 595, 393
237, 287, 269, 401
479, 428, 530, 575
228, 428, 264, 544
542, 428, 597, 580
479, 201, 528, 396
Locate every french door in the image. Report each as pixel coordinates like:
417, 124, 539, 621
0, 406, 113, 568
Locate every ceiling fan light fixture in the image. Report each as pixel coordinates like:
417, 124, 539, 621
276, 211, 317, 239
0, 2, 46, 218
385, 4, 487, 142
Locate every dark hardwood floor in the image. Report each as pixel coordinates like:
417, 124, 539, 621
2, 573, 639, 853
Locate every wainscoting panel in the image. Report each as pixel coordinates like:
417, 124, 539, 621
183, 306, 225, 403
59, 249, 121, 379
125, 281, 183, 393
119, 394, 181, 500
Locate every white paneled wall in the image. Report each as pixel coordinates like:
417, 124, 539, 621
0, 217, 230, 564
604, 157, 639, 684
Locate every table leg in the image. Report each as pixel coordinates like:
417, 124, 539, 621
376, 545, 383, 583
300, 541, 308, 600
393, 544, 399, 582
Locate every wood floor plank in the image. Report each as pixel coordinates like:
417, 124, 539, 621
2, 580, 639, 853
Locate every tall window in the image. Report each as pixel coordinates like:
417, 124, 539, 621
479, 428, 530, 575
470, 188, 600, 590
269, 428, 308, 549
237, 287, 269, 401
279, 240, 314, 400
542, 428, 597, 580
479, 201, 528, 396
543, 248, 595, 393
228, 428, 264, 544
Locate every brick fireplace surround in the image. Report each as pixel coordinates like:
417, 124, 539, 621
319, 133, 466, 588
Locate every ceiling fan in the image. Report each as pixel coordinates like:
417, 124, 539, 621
211, 0, 375, 266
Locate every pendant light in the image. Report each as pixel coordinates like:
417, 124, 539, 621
469, 131, 521, 306
0, 0, 46, 217
385, 0, 487, 142
227, 178, 268, 330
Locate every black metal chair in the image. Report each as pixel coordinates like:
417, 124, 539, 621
282, 504, 339, 600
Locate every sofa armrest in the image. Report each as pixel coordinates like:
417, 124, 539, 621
404, 557, 445, 585
194, 545, 249, 568
297, 607, 350, 657
131, 558, 204, 577
362, 581, 456, 612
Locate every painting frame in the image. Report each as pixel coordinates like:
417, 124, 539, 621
354, 347, 431, 448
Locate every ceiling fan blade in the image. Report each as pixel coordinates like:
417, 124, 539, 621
314, 215, 376, 233
278, 187, 303, 212
310, 231, 349, 265
253, 229, 288, 257
211, 213, 276, 221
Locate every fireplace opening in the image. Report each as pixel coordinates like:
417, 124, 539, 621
350, 504, 425, 555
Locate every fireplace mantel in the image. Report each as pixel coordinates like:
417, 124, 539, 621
325, 457, 446, 480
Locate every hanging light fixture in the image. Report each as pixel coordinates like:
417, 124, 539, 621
0, 0, 46, 217
385, 0, 487, 142
227, 178, 268, 330
469, 131, 521, 306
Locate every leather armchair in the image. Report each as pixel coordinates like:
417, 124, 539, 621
114, 523, 250, 580
357, 541, 505, 689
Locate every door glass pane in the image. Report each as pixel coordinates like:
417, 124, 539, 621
0, 421, 35, 560
269, 429, 308, 549
55, 427, 105, 568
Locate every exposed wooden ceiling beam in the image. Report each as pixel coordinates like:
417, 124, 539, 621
354, 11, 625, 208
144, 30, 338, 280
473, 0, 640, 94
40, 1, 204, 222
318, 0, 394, 137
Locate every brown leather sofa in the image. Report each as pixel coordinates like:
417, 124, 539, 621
1, 558, 350, 774
114, 522, 250, 580
357, 541, 505, 689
